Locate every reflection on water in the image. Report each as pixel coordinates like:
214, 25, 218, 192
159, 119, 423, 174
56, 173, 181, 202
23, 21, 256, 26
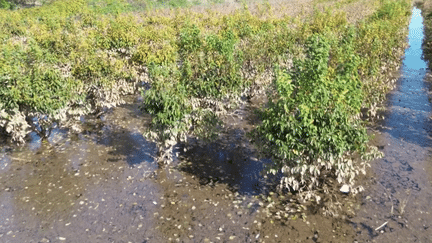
27, 131, 41, 151
181, 139, 272, 195
404, 7, 427, 71
385, 7, 430, 147
98, 129, 157, 167
0, 95, 277, 241
0, 153, 10, 173
47, 127, 68, 145
0, 103, 162, 242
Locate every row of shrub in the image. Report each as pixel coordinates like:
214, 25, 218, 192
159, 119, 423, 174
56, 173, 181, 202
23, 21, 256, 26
256, 0, 411, 194
0, 0, 411, 194
138, 0, 411, 195
417, 0, 432, 70
0, 0, 149, 141
0, 0, 323, 141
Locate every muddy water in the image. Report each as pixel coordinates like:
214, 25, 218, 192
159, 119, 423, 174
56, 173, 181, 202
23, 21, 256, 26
349, 7, 432, 242
0, 94, 277, 243
0, 91, 353, 241
0, 102, 165, 242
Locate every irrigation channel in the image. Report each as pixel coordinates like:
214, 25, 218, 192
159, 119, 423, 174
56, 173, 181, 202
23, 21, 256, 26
0, 6, 432, 243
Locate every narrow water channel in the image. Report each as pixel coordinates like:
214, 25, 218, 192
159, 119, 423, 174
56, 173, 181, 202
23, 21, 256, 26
350, 6, 432, 241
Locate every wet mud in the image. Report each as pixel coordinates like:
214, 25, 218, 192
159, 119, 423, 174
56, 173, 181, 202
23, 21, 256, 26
0, 96, 358, 242
0, 101, 164, 242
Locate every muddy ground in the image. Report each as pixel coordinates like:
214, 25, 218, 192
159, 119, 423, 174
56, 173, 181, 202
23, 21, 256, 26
0, 94, 361, 243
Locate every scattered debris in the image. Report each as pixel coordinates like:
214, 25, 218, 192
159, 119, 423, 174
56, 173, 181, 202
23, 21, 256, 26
375, 221, 388, 231
340, 184, 350, 194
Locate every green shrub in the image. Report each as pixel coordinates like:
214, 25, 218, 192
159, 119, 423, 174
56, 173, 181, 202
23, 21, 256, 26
0, 38, 74, 113
0, 0, 11, 9
106, 15, 138, 49
133, 41, 177, 65
310, 8, 347, 33
372, 0, 410, 21
256, 34, 368, 191
418, 1, 432, 70
141, 65, 190, 140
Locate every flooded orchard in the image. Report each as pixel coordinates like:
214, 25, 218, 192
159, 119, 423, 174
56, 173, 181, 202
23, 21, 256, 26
0, 5, 430, 243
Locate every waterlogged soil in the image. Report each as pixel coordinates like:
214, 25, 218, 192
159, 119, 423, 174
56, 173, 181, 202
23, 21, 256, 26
0, 93, 356, 243
1, 5, 432, 243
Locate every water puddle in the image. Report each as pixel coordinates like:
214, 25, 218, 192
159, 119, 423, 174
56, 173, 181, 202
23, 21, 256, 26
350, 7, 432, 241
0, 102, 163, 242
0, 97, 274, 242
